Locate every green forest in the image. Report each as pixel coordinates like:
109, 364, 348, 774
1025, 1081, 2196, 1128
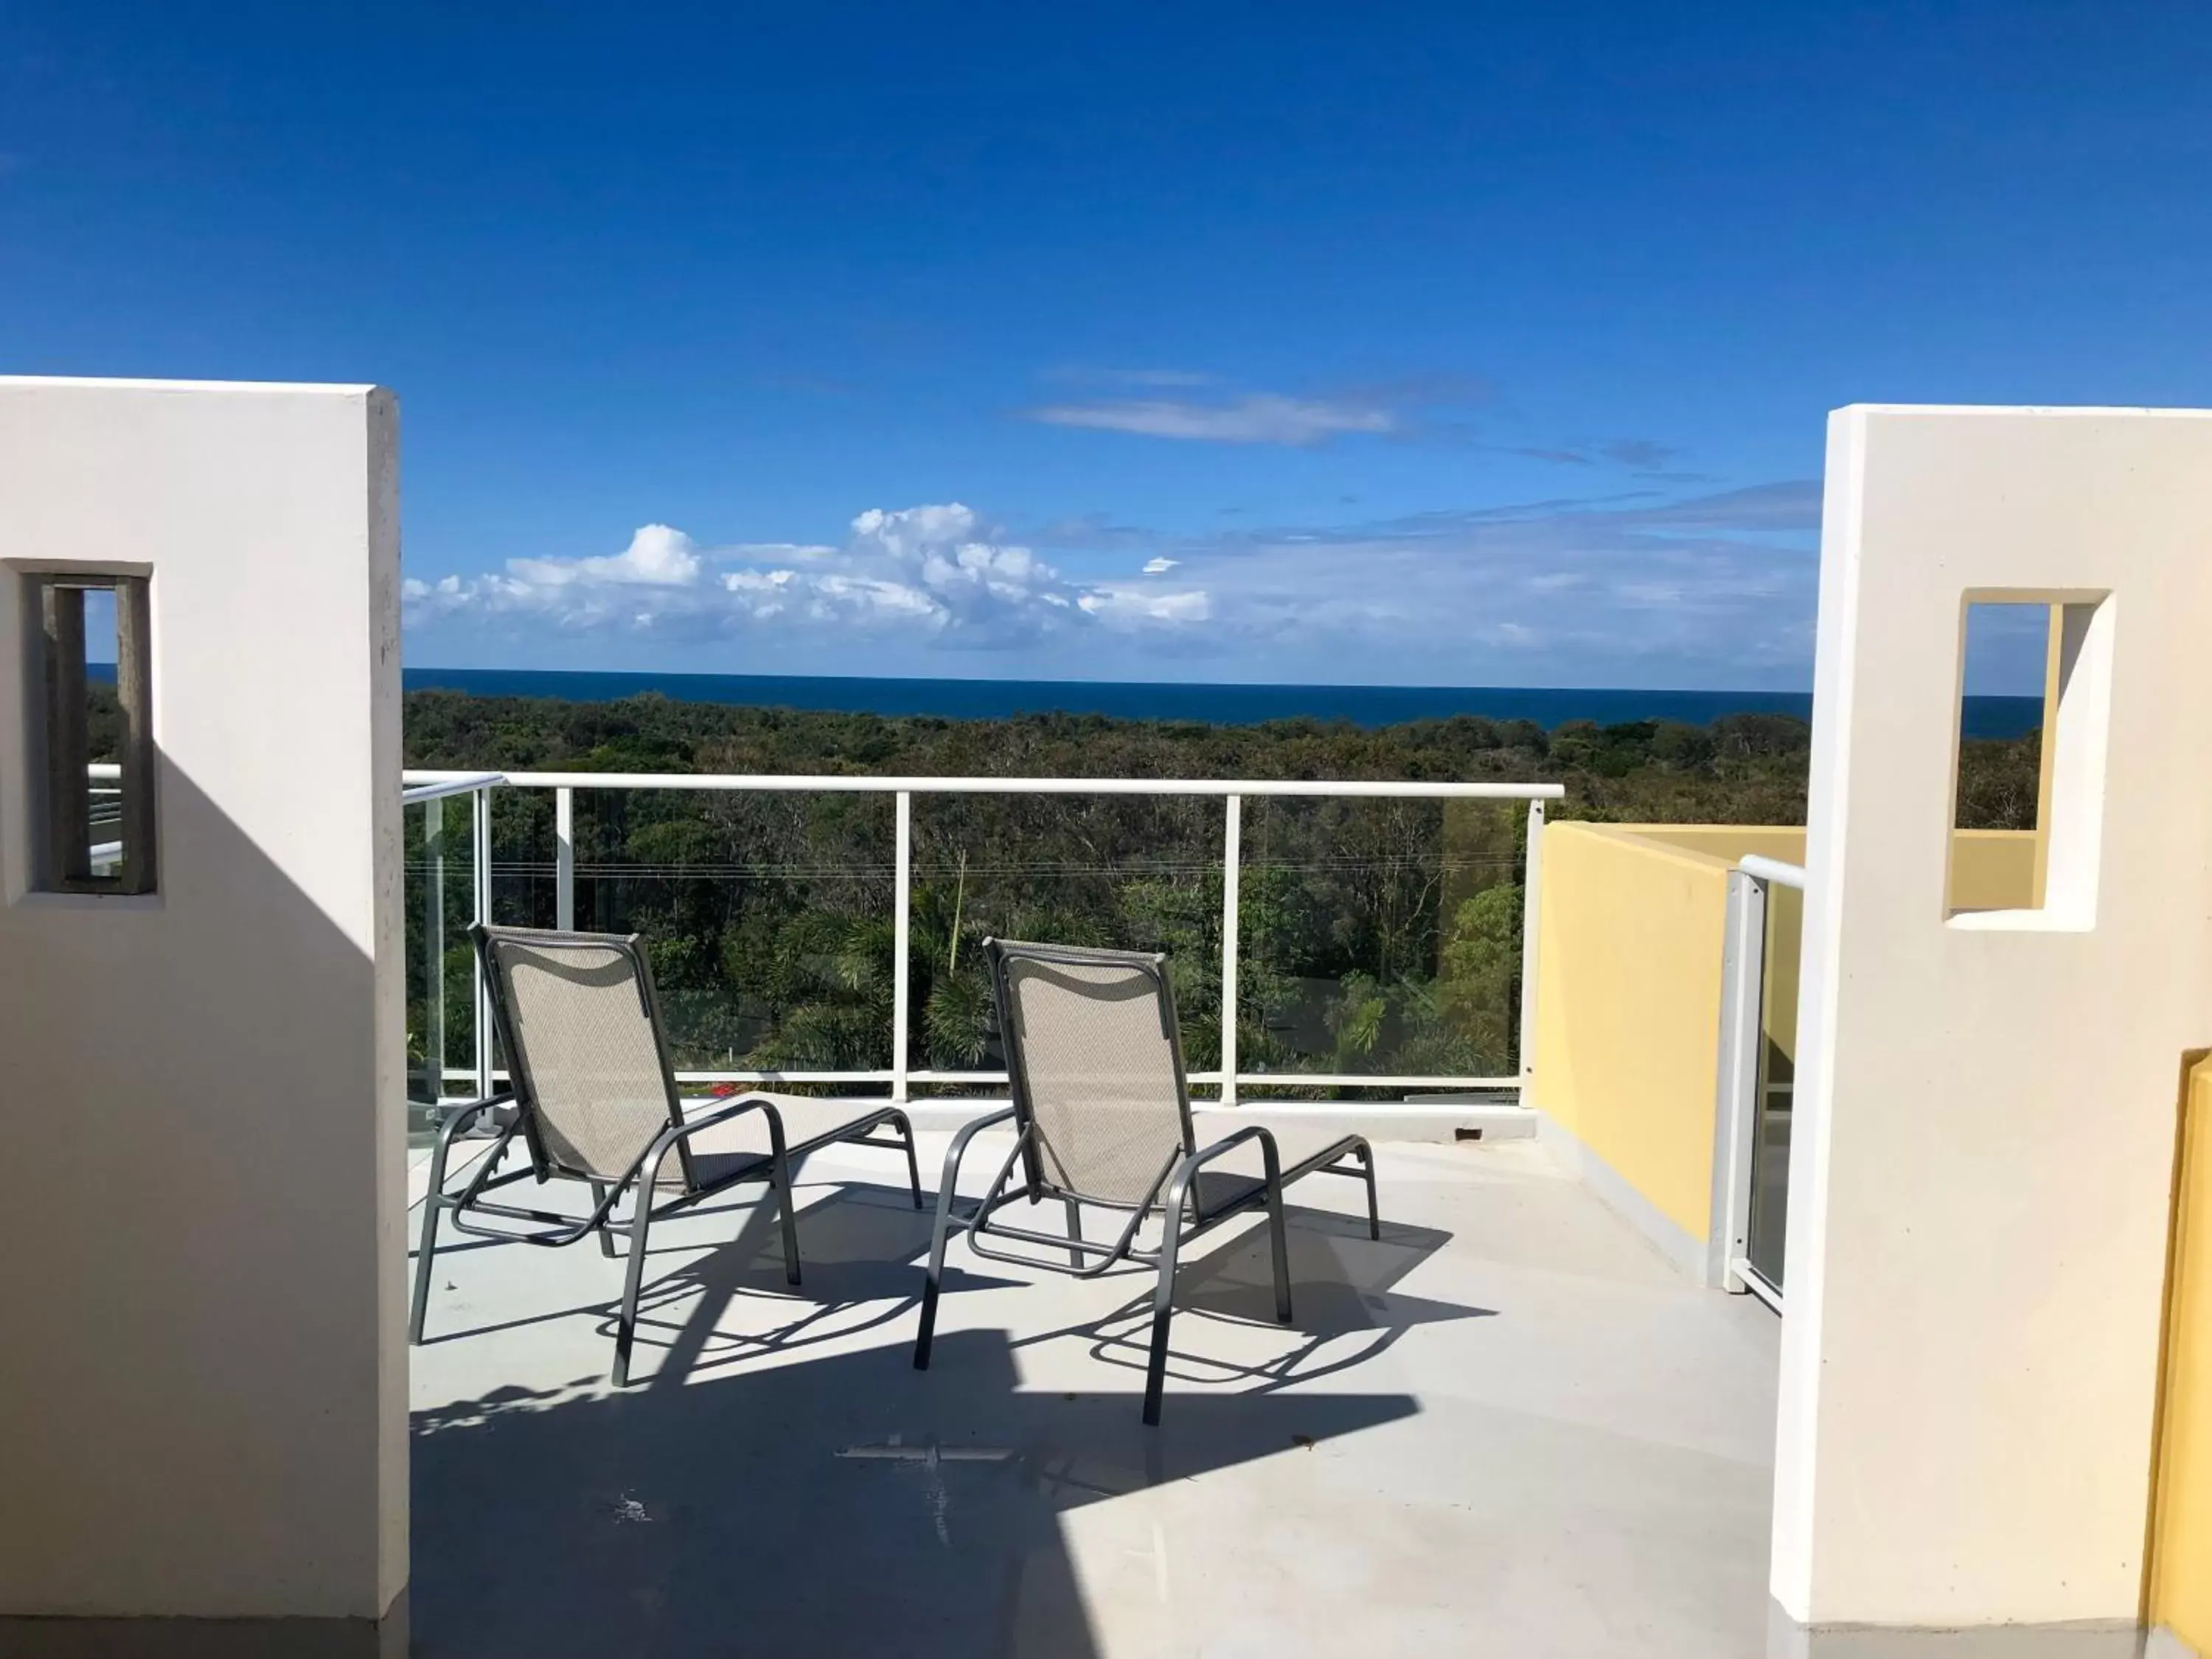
397, 691, 2042, 1102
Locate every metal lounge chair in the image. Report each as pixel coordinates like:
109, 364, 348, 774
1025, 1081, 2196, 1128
410, 924, 922, 1385
911, 938, 1381, 1424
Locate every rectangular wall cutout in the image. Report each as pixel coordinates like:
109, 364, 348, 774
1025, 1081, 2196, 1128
1946, 591, 2111, 931
24, 571, 157, 895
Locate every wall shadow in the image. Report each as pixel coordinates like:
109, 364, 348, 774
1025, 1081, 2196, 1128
1, 750, 405, 1634
412, 1329, 1422, 1659
410, 1180, 1488, 1657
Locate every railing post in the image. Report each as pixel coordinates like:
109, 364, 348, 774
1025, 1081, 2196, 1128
1220, 793, 1242, 1107
1517, 799, 1546, 1097
422, 796, 445, 1102
554, 785, 574, 931
1710, 869, 1770, 1293
892, 790, 912, 1105
473, 785, 494, 1099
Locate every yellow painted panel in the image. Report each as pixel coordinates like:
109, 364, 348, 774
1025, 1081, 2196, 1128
1949, 828, 2039, 913
1531, 824, 1730, 1237
1599, 825, 1810, 1078
1623, 824, 1807, 866
1631, 824, 2034, 913
1531, 823, 2039, 1242
2150, 1057, 2212, 1647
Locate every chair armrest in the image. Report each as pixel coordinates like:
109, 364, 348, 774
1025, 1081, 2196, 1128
437, 1091, 515, 1138
932, 1104, 1020, 1220
428, 1091, 520, 1203
672, 1093, 783, 1137
945, 1104, 1018, 1158
1182, 1121, 1281, 1172
1163, 1123, 1282, 1226
631, 1092, 792, 1191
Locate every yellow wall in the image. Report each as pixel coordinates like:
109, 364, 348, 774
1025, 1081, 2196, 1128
2151, 1056, 2212, 1648
1630, 825, 2036, 914
1949, 828, 2040, 914
1621, 827, 1808, 1072
1530, 823, 2042, 1247
1617, 824, 1808, 865
1530, 824, 1733, 1238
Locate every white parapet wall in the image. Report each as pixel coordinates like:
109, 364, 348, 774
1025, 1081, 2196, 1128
1772, 406, 2212, 1646
0, 380, 406, 1645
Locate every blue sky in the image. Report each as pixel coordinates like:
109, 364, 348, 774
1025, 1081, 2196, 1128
5, 4, 2208, 692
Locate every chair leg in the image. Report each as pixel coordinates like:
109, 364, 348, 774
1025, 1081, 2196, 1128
1143, 1189, 1191, 1427
1357, 1142, 1380, 1242
772, 1159, 802, 1287
588, 1180, 619, 1258
914, 1252, 945, 1371
913, 1144, 966, 1371
1265, 1182, 1293, 1326
891, 1111, 923, 1210
408, 1191, 443, 1345
611, 1189, 657, 1387
1065, 1196, 1084, 1268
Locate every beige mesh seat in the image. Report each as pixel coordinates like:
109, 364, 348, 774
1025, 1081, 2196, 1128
911, 939, 1381, 1424
410, 925, 922, 1385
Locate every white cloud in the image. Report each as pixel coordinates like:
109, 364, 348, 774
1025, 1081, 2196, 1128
507, 523, 701, 588
405, 481, 1825, 686
403, 503, 1211, 649
1079, 586, 1213, 625
1026, 392, 1394, 446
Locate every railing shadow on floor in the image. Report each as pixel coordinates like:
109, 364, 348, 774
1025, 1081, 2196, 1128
415, 1157, 1486, 1397
621, 1177, 1486, 1399
406, 1170, 996, 1362
620, 1180, 1018, 1384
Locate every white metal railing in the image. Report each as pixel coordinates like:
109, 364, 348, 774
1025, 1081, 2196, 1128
1737, 852, 1806, 891
400, 768, 1562, 1110
88, 776, 124, 873
1711, 852, 1806, 1308
400, 771, 504, 807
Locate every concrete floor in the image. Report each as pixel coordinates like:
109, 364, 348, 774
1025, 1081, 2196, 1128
408, 1127, 1781, 1658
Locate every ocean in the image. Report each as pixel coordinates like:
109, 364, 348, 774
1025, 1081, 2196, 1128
402, 667, 2045, 740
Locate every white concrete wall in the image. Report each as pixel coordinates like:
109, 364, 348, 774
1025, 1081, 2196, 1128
1774, 406, 2212, 1634
0, 379, 406, 1627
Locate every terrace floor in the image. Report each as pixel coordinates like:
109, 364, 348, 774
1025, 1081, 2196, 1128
407, 1124, 1781, 1658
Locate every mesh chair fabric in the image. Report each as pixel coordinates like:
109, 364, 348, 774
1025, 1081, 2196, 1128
487, 933, 678, 1183
1000, 950, 1187, 1205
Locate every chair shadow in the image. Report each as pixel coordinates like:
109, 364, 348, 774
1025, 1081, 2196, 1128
1008, 1206, 1490, 1397
417, 1170, 1486, 1417
623, 1182, 1021, 1388
617, 1183, 1487, 1402
411, 1328, 1425, 1659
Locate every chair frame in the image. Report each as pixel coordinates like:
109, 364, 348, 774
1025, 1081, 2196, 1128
911, 938, 1380, 1423
410, 924, 922, 1385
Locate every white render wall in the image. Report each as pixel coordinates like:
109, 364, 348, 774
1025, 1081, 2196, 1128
0, 380, 406, 1624
1774, 406, 2212, 1633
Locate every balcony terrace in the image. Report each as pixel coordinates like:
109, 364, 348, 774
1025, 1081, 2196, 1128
408, 1127, 1781, 1658
391, 767, 1790, 1655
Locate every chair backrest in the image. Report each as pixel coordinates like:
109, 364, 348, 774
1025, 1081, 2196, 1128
984, 939, 1195, 1206
472, 925, 690, 1186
